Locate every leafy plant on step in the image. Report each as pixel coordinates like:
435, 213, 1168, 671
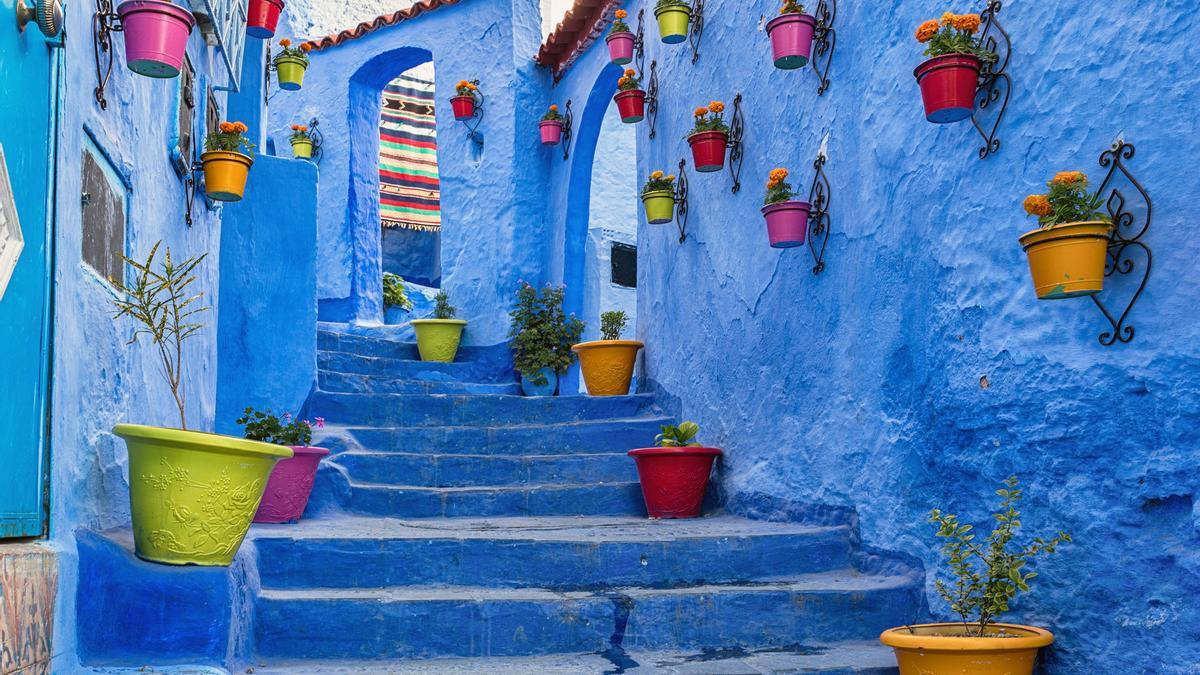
600, 310, 628, 341
237, 407, 325, 446
110, 241, 208, 430
382, 272, 413, 311
655, 421, 701, 447
508, 282, 585, 385
928, 476, 1071, 636
433, 290, 457, 320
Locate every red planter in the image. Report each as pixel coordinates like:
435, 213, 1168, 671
607, 31, 635, 65
628, 447, 722, 519
540, 120, 564, 145
246, 0, 284, 38
687, 131, 729, 173
450, 95, 477, 120
614, 89, 646, 123
913, 53, 982, 123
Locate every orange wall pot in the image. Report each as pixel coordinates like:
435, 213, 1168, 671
1018, 220, 1112, 299
571, 340, 643, 396
880, 623, 1053, 675
201, 150, 253, 202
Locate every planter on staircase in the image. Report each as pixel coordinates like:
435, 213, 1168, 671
411, 319, 467, 363
572, 340, 642, 396
253, 445, 329, 523
246, 0, 284, 38
628, 446, 721, 518
116, 0, 196, 78
521, 367, 558, 396
880, 623, 1054, 675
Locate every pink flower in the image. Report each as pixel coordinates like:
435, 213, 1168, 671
314, 417, 326, 428
282, 412, 292, 420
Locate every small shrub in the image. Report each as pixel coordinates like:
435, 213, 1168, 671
600, 311, 628, 340
1022, 171, 1109, 229
914, 12, 996, 63
382, 273, 413, 311
433, 290, 457, 319
655, 421, 701, 447
237, 407, 325, 446
508, 283, 584, 385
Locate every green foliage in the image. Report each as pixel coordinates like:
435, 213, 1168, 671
617, 69, 642, 91
382, 273, 413, 311
204, 121, 256, 156
687, 101, 729, 137
1025, 172, 1110, 229
655, 421, 701, 447
641, 170, 677, 196
779, 0, 806, 14
917, 14, 997, 63
111, 241, 209, 430
236, 407, 314, 446
929, 476, 1072, 634
655, 0, 688, 9
610, 14, 631, 33
542, 105, 563, 122
600, 311, 628, 341
508, 283, 585, 385
433, 290, 457, 319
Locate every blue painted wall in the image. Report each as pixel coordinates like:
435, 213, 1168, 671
548, 0, 1200, 672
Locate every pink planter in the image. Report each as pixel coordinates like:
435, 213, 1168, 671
117, 0, 196, 79
762, 200, 811, 248
252, 445, 329, 523
765, 13, 816, 69
540, 120, 564, 145
606, 32, 635, 65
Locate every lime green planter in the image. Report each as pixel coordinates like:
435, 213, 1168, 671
655, 5, 691, 44
291, 137, 313, 159
274, 55, 308, 90
642, 190, 676, 224
113, 424, 292, 566
411, 319, 467, 362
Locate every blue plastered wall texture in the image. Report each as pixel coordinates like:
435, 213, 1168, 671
551, 0, 1200, 672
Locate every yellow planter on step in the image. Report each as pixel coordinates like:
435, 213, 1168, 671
572, 340, 643, 396
1018, 220, 1112, 300
201, 150, 253, 202
411, 319, 467, 362
880, 623, 1054, 675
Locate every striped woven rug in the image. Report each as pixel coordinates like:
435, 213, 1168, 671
379, 74, 440, 232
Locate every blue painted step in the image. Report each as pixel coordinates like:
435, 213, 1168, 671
346, 480, 647, 518
253, 572, 921, 659
317, 350, 513, 383
319, 370, 521, 396
332, 451, 637, 487
251, 515, 852, 590
308, 392, 658, 427
318, 330, 509, 365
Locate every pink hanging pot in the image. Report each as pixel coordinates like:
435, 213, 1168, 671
540, 120, 564, 145
607, 31, 635, 65
761, 200, 811, 248
252, 445, 330, 523
117, 0, 196, 79
765, 13, 816, 69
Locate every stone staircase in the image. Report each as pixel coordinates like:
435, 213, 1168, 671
243, 326, 920, 672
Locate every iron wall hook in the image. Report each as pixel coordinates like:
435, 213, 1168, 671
806, 151, 831, 274
560, 99, 574, 161
726, 94, 745, 193
93, 0, 124, 110
306, 117, 325, 164
810, 0, 836, 95
689, 0, 705, 63
970, 0, 1010, 159
646, 61, 660, 140
674, 158, 690, 243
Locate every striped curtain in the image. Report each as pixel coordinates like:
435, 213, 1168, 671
379, 74, 440, 232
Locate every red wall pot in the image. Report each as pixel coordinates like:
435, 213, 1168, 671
450, 95, 477, 120
607, 31, 635, 65
628, 447, 722, 519
539, 120, 564, 145
246, 0, 284, 38
688, 131, 728, 173
913, 53, 982, 123
614, 89, 646, 123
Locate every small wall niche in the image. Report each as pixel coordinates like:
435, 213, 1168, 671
81, 140, 129, 287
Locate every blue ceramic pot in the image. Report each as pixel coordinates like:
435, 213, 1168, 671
521, 368, 558, 396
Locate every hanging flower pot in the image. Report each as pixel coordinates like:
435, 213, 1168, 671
411, 290, 466, 362
451, 79, 480, 120
686, 100, 729, 172
765, 4, 816, 69
912, 13, 993, 123
1019, 171, 1113, 300
274, 38, 311, 91
246, 0, 284, 38
606, 9, 635, 64
641, 170, 677, 224
289, 123, 313, 159
654, 1, 691, 44
572, 311, 641, 396
613, 68, 646, 123
628, 422, 720, 519
202, 121, 255, 201
761, 167, 810, 248
539, 120, 563, 145
116, 0, 196, 78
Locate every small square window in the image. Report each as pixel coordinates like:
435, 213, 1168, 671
611, 242, 636, 288
81, 146, 127, 287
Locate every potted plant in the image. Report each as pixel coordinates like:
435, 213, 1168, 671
880, 476, 1071, 675
686, 101, 728, 173
382, 272, 413, 324
273, 38, 311, 91
450, 80, 480, 120
1018, 171, 1112, 300
761, 167, 811, 248
289, 124, 313, 159
641, 170, 677, 224
913, 12, 994, 123
613, 68, 646, 124
238, 408, 329, 524
572, 310, 643, 396
606, 9, 635, 65
766, 0, 816, 69
628, 422, 721, 518
539, 104, 565, 146
202, 121, 254, 202
246, 0, 284, 38
111, 242, 290, 566
116, 0, 196, 78
411, 290, 467, 363
654, 0, 691, 44
508, 282, 584, 396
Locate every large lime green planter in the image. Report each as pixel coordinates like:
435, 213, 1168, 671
411, 319, 467, 362
642, 189, 676, 224
113, 424, 292, 566
274, 55, 308, 90
655, 4, 691, 44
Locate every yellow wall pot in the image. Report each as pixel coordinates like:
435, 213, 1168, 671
572, 340, 643, 396
1018, 220, 1112, 300
880, 623, 1053, 675
201, 150, 253, 202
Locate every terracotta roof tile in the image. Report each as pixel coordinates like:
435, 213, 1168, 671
535, 0, 621, 80
302, 0, 463, 51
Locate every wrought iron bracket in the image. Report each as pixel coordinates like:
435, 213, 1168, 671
806, 149, 831, 274
688, 0, 705, 63
306, 117, 325, 164
726, 93, 745, 193
646, 61, 660, 139
456, 80, 485, 149
970, 0, 1010, 159
634, 8, 646, 74
1088, 139, 1152, 346
184, 160, 204, 228
560, 99, 574, 161
674, 158, 690, 244
92, 0, 123, 110
810, 0, 836, 95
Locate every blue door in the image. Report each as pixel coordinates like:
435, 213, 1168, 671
0, 3, 58, 538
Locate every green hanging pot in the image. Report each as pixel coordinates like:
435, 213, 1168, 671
113, 424, 292, 566
654, 4, 691, 44
291, 137, 313, 159
275, 55, 308, 90
642, 189, 676, 224
411, 319, 468, 363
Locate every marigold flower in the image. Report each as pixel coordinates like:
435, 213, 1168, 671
769, 168, 789, 181
915, 19, 939, 42
650, 170, 664, 179
1051, 171, 1086, 185
219, 122, 234, 133
666, 174, 675, 182
952, 13, 980, 33
467, 82, 478, 90
279, 38, 292, 47
233, 122, 248, 133
708, 101, 725, 114
1023, 194, 1052, 217
291, 124, 300, 130
300, 43, 312, 52
767, 178, 780, 189
625, 68, 636, 77
618, 77, 630, 87
615, 8, 627, 18
549, 104, 558, 111
694, 106, 708, 117
940, 12, 956, 26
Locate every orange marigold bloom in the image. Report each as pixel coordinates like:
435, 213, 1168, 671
618, 77, 630, 87
615, 8, 627, 18
467, 82, 478, 90
235, 122, 248, 133
291, 124, 300, 130
650, 170, 664, 180
300, 43, 312, 52
625, 68, 636, 77
708, 100, 725, 114
219, 121, 234, 133
694, 106, 708, 117
666, 174, 675, 182
915, 19, 939, 43
549, 104, 558, 111
940, 12, 956, 26
769, 168, 789, 181
1023, 194, 1051, 217
952, 13, 980, 33
1051, 171, 1086, 185
279, 38, 292, 47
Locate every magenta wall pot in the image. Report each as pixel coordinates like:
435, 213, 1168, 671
116, 0, 196, 79
246, 0, 284, 38
252, 445, 329, 523
606, 32, 635, 65
540, 120, 564, 146
762, 200, 811, 248
913, 53, 983, 123
765, 13, 816, 69
628, 447, 722, 519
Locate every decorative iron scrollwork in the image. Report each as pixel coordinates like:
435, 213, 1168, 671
970, 0, 1010, 159
674, 158, 690, 244
646, 61, 660, 139
93, 0, 123, 110
726, 93, 745, 194
185, 159, 203, 227
810, 0, 836, 95
689, 0, 704, 63
634, 8, 646, 74
306, 118, 325, 164
456, 80, 485, 149
1089, 139, 1151, 346
806, 150, 831, 274
560, 99, 574, 161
